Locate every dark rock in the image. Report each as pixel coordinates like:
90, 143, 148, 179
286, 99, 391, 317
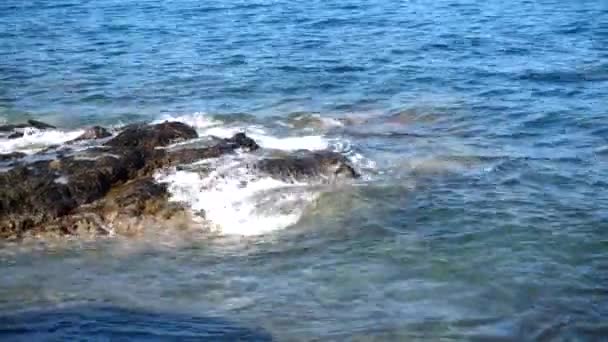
0, 120, 55, 132
0, 124, 25, 132
139, 133, 260, 176
254, 150, 360, 182
0, 150, 151, 238
42, 178, 187, 237
0, 122, 258, 239
8, 132, 24, 139
105, 121, 197, 149
0, 165, 78, 238
27, 119, 56, 130
72, 126, 112, 142
0, 152, 26, 162
229, 132, 259, 151
62, 151, 148, 205
0, 150, 146, 238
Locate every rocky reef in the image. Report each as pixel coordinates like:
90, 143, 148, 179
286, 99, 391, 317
0, 121, 359, 240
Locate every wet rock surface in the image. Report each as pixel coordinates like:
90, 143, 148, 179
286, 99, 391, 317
253, 150, 360, 182
0, 122, 260, 239
105, 121, 197, 148
41, 178, 190, 238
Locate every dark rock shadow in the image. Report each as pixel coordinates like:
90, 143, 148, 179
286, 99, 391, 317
0, 305, 272, 341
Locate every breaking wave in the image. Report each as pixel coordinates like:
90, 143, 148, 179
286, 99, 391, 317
153, 112, 372, 235
0, 128, 84, 154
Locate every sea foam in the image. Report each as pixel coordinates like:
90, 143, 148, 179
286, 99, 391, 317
155, 154, 318, 235
0, 128, 84, 154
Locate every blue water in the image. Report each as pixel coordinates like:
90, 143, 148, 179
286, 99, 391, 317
1, 0, 608, 340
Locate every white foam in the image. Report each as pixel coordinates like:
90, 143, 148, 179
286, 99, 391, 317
199, 124, 329, 151
288, 113, 344, 129
54, 176, 69, 185
155, 154, 318, 236
318, 115, 344, 128
204, 126, 329, 151
156, 112, 332, 151
153, 112, 220, 130
328, 138, 377, 179
0, 128, 84, 154
200, 125, 248, 138
251, 133, 329, 151
151, 113, 372, 234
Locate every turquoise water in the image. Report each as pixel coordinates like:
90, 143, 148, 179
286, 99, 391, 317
1, 0, 608, 340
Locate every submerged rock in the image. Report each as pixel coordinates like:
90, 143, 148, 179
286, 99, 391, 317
27, 119, 56, 130
254, 150, 360, 182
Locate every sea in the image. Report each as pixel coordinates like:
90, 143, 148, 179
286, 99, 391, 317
1, 0, 607, 340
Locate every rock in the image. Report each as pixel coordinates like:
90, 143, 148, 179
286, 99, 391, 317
105, 121, 197, 149
8, 132, 24, 139
0, 152, 26, 162
0, 165, 78, 238
0, 151, 150, 238
0, 152, 135, 238
41, 178, 188, 237
229, 132, 259, 151
27, 119, 56, 130
0, 120, 56, 132
254, 150, 359, 182
139, 133, 260, 176
0, 124, 25, 132
72, 126, 112, 142
0, 122, 258, 239
61, 151, 148, 204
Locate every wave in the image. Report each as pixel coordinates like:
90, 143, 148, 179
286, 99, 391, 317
151, 112, 373, 235
156, 154, 319, 236
155, 112, 334, 151
0, 128, 84, 154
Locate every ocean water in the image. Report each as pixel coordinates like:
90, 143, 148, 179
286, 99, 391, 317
1, 0, 608, 340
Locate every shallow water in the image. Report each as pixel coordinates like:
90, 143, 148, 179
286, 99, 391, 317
1, 0, 608, 340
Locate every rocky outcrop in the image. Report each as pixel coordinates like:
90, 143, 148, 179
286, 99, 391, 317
253, 150, 360, 182
38, 178, 189, 238
105, 121, 197, 149
0, 120, 360, 240
0, 122, 258, 239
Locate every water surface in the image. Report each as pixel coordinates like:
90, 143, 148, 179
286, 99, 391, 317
1, 0, 608, 340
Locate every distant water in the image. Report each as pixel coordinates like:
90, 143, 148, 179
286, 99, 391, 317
1, 0, 608, 340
